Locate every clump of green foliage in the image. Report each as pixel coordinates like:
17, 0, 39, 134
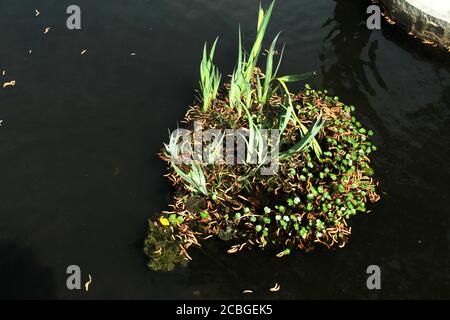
144, 221, 189, 271
144, 1, 380, 271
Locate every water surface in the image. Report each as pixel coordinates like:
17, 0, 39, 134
0, 0, 449, 299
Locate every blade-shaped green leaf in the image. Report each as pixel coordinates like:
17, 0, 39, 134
245, 0, 275, 81
281, 114, 324, 158
277, 71, 316, 83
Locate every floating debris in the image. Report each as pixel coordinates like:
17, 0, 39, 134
270, 283, 281, 292
276, 248, 290, 258
81, 49, 87, 55
2, 70, 5, 76
422, 39, 437, 47
44, 27, 50, 34
242, 290, 253, 294
84, 274, 92, 291
381, 12, 396, 25
130, 52, 136, 56
227, 245, 239, 254
3, 80, 16, 88
35, 9, 40, 16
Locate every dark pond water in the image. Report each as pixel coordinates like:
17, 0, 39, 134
0, 0, 449, 299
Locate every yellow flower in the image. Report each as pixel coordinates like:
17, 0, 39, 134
159, 217, 170, 226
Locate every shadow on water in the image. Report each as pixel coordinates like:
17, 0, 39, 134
320, 0, 386, 131
0, 241, 55, 299
317, 0, 450, 299
321, 0, 387, 95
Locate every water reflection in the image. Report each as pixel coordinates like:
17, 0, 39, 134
320, 0, 386, 102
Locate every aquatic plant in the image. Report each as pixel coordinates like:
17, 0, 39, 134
199, 38, 221, 112
164, 134, 208, 196
144, 1, 380, 271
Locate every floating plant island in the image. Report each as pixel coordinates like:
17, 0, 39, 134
144, 1, 380, 271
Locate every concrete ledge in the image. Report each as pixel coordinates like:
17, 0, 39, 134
381, 0, 450, 48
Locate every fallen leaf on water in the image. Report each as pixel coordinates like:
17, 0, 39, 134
422, 39, 436, 46
84, 274, 92, 291
276, 251, 285, 258
227, 245, 239, 254
270, 283, 281, 292
3, 80, 16, 88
